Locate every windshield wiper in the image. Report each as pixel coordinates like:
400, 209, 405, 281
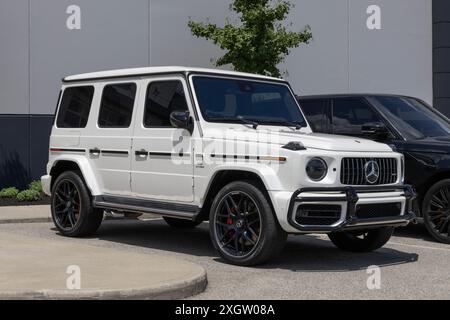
237, 116, 259, 129
259, 120, 305, 130
207, 116, 259, 129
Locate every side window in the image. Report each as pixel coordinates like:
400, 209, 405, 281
299, 99, 328, 132
98, 83, 136, 128
144, 81, 188, 127
332, 98, 383, 135
56, 86, 94, 128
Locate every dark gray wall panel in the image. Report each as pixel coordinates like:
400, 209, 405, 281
433, 0, 450, 23
29, 115, 53, 181
30, 0, 149, 115
0, 114, 53, 189
434, 48, 450, 73
434, 74, 450, 98
435, 98, 450, 117
433, 0, 450, 116
433, 22, 450, 48
0, 116, 30, 189
0, 0, 29, 115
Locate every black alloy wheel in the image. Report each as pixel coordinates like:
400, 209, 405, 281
209, 180, 287, 266
213, 191, 262, 258
51, 171, 103, 237
423, 179, 450, 244
53, 179, 81, 231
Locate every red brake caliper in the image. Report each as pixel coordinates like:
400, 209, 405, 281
227, 207, 236, 225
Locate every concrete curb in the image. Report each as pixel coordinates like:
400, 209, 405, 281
0, 270, 207, 300
0, 217, 52, 224
0, 206, 162, 224
0, 205, 51, 224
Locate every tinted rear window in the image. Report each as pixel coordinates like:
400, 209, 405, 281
98, 83, 136, 128
56, 86, 94, 128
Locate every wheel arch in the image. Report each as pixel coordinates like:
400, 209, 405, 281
196, 169, 278, 222
49, 157, 101, 195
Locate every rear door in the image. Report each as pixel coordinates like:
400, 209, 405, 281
81, 81, 138, 196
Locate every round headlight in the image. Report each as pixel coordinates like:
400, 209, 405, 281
306, 158, 328, 181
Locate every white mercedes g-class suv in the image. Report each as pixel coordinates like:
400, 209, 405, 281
42, 67, 415, 266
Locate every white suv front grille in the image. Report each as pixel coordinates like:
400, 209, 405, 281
340, 157, 398, 185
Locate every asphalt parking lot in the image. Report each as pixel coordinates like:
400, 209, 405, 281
1, 219, 449, 300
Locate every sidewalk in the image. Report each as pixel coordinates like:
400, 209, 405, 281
0, 205, 51, 224
0, 205, 161, 224
0, 232, 207, 299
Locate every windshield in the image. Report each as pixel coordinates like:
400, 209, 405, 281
192, 76, 307, 127
369, 96, 450, 140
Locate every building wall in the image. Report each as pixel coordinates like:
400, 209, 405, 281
433, 0, 450, 115
0, 0, 434, 188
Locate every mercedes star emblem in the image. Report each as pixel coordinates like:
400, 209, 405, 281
364, 160, 380, 184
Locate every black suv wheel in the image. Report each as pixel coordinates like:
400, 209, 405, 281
209, 180, 287, 266
422, 179, 450, 244
51, 171, 103, 237
328, 227, 394, 252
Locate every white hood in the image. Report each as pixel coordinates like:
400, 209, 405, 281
203, 127, 393, 152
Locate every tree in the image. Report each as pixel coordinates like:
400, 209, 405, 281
188, 0, 312, 78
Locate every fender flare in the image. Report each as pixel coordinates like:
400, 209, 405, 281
50, 155, 102, 196
200, 163, 285, 207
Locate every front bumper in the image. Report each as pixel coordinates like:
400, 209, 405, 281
287, 185, 416, 233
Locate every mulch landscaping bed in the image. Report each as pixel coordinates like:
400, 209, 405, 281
0, 196, 51, 207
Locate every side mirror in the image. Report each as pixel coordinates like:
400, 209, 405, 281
170, 111, 194, 134
361, 123, 389, 140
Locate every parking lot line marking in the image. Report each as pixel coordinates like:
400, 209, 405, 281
389, 241, 450, 252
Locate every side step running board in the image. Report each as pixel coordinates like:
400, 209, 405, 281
93, 195, 200, 221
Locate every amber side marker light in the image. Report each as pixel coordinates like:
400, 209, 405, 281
259, 156, 287, 162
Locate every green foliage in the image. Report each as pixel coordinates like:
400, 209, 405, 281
0, 187, 19, 198
29, 180, 43, 193
188, 0, 312, 77
16, 189, 42, 202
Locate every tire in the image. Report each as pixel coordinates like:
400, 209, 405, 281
51, 171, 103, 237
209, 180, 287, 266
422, 179, 450, 244
328, 227, 394, 252
163, 217, 202, 229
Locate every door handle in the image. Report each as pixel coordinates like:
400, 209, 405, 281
89, 148, 100, 155
135, 150, 148, 157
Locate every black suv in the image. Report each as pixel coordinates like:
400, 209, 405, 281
298, 94, 450, 244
